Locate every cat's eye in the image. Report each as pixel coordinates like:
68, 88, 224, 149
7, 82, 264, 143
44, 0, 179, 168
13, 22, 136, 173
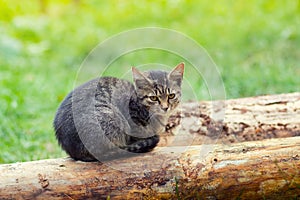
168, 93, 176, 99
149, 96, 158, 101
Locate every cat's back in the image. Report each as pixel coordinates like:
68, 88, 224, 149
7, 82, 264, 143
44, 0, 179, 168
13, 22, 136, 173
55, 76, 134, 123
94, 76, 135, 108
54, 76, 134, 138
74, 76, 133, 96
96, 76, 134, 96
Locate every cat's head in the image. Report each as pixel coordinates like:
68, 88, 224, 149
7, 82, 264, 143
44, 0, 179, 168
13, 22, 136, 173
132, 63, 184, 115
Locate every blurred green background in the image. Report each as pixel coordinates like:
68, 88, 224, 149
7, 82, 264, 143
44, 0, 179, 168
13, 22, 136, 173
0, 0, 299, 163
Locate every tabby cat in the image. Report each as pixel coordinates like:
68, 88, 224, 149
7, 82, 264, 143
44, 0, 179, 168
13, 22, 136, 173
53, 63, 184, 161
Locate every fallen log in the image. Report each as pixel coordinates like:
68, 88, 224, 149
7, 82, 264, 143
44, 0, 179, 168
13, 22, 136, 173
0, 92, 299, 199
161, 92, 300, 146
0, 137, 299, 199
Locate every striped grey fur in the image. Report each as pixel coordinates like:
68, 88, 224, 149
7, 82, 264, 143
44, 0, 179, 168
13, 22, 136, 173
53, 63, 184, 161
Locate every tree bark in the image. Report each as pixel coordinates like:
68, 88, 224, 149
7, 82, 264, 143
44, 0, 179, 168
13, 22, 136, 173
0, 92, 299, 199
161, 92, 300, 146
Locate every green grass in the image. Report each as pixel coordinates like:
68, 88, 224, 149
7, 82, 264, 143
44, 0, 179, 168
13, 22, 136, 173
0, 0, 299, 163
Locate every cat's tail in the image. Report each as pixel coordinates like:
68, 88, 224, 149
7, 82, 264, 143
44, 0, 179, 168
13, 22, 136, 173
123, 135, 160, 153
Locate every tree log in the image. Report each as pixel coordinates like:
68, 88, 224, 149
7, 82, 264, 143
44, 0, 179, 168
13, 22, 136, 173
0, 93, 299, 199
161, 92, 300, 146
0, 137, 299, 199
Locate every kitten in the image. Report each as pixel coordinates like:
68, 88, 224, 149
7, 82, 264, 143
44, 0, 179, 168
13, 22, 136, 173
53, 63, 184, 161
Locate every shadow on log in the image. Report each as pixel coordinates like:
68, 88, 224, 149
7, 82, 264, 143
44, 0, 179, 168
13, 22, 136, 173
0, 93, 299, 199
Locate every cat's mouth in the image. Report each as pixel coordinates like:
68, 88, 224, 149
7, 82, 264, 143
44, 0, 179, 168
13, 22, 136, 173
149, 110, 169, 117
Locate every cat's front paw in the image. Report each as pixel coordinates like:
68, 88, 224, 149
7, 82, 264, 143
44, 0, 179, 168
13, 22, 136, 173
125, 135, 160, 153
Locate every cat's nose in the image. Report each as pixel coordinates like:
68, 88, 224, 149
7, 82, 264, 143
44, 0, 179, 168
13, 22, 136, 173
161, 101, 169, 112
162, 107, 168, 112
161, 106, 168, 112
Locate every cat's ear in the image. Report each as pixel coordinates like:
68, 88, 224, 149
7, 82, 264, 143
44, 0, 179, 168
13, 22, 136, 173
132, 67, 152, 87
168, 62, 184, 86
